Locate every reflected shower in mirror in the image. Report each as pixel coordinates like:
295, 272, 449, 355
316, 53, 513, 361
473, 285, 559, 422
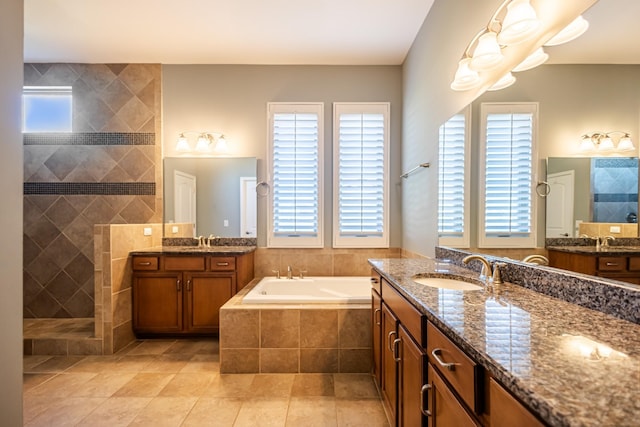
163, 157, 257, 238
546, 157, 639, 238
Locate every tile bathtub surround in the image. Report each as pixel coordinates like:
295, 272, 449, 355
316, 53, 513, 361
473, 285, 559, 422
23, 63, 163, 320
436, 246, 640, 324
23, 338, 388, 427
220, 283, 372, 374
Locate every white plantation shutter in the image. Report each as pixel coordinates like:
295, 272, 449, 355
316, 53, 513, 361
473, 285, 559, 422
333, 103, 389, 248
438, 107, 470, 247
479, 103, 538, 248
267, 103, 324, 248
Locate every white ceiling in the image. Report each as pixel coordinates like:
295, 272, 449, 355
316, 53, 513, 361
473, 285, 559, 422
23, 0, 640, 66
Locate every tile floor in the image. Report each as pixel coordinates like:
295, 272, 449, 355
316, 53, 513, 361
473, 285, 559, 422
23, 338, 389, 426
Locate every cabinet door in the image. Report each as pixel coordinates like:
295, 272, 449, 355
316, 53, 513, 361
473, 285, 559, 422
133, 272, 183, 334
398, 324, 427, 427
372, 289, 383, 389
490, 379, 543, 427
185, 272, 235, 333
381, 302, 399, 423
427, 363, 477, 427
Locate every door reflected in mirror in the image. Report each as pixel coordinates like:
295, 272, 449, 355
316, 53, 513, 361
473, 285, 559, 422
546, 157, 639, 238
163, 157, 257, 238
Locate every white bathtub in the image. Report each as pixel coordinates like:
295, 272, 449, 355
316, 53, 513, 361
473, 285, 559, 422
242, 276, 372, 304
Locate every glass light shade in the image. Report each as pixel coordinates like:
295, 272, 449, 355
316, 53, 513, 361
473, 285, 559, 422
214, 135, 229, 153
450, 58, 481, 91
195, 134, 211, 152
175, 134, 190, 152
544, 15, 589, 46
598, 136, 614, 151
469, 32, 503, 71
617, 135, 635, 151
497, 0, 541, 45
512, 47, 549, 72
488, 72, 516, 91
579, 135, 595, 152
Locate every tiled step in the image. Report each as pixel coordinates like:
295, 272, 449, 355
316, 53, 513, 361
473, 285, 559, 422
23, 318, 102, 355
24, 337, 103, 356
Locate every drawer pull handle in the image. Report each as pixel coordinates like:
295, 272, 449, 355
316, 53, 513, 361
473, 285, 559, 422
420, 384, 432, 417
387, 331, 397, 353
370, 277, 379, 284
393, 338, 401, 362
374, 308, 381, 326
606, 262, 619, 266
137, 262, 152, 266
431, 348, 458, 371
186, 279, 191, 292
216, 262, 230, 266
176, 279, 181, 291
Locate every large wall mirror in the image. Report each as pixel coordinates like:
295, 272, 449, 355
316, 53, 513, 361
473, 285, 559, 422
163, 157, 257, 238
546, 157, 639, 238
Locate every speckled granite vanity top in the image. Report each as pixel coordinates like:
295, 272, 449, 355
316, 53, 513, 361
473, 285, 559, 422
130, 245, 256, 255
369, 257, 640, 427
548, 245, 640, 255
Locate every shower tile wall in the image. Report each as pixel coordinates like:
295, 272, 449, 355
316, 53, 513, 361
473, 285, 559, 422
591, 158, 639, 223
23, 63, 162, 319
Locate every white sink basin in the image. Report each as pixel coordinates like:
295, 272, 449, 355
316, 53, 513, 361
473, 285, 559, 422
412, 276, 483, 291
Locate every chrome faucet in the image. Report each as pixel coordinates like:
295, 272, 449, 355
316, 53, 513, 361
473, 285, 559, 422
287, 265, 293, 280
462, 255, 504, 285
522, 254, 549, 265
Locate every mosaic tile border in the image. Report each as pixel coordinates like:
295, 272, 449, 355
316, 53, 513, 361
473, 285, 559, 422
24, 182, 155, 196
23, 132, 155, 146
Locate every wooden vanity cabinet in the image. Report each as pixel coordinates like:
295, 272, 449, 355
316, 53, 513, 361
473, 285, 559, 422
548, 250, 640, 285
428, 363, 477, 427
489, 379, 544, 427
371, 276, 383, 389
133, 252, 253, 336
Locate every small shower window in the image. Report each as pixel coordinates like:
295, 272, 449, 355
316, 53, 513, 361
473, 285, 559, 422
22, 86, 72, 132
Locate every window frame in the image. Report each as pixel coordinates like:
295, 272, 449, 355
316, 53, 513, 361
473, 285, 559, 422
478, 102, 539, 248
266, 102, 324, 248
332, 102, 390, 248
438, 106, 471, 248
22, 86, 73, 133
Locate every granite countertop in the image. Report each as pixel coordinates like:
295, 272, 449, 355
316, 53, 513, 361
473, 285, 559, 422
131, 245, 256, 255
369, 257, 640, 427
547, 245, 640, 255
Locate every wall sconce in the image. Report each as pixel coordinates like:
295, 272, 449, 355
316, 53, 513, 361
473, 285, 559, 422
175, 131, 228, 154
579, 131, 635, 153
451, 1, 589, 92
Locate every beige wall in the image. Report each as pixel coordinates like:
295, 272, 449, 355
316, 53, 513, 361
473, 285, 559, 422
162, 65, 403, 248
0, 0, 24, 423
401, 0, 597, 257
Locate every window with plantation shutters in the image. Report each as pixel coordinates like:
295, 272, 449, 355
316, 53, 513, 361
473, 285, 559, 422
438, 107, 470, 248
333, 103, 389, 248
479, 103, 538, 248
267, 103, 324, 248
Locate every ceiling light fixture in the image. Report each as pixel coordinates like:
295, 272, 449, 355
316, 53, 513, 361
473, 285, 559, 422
175, 131, 229, 155
579, 131, 635, 153
544, 15, 589, 46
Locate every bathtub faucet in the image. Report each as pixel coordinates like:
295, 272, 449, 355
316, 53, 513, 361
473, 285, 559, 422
287, 265, 293, 279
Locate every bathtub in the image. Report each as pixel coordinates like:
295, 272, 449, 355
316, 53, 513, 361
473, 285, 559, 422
242, 276, 372, 304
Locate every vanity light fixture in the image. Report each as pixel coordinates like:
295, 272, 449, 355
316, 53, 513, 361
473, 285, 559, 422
544, 15, 589, 46
488, 72, 516, 91
512, 47, 549, 72
496, 0, 541, 46
175, 131, 229, 154
579, 131, 635, 153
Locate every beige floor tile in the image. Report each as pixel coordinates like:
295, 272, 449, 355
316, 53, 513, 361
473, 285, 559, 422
110, 354, 157, 372
204, 374, 255, 398
24, 397, 107, 427
23, 373, 55, 392
141, 353, 192, 373
286, 396, 338, 426
291, 374, 335, 397
26, 355, 85, 373
113, 372, 175, 397
336, 399, 390, 427
23, 396, 65, 424
25, 372, 97, 398
250, 373, 296, 398
234, 398, 289, 427
158, 372, 216, 397
179, 353, 220, 373
23, 356, 53, 372
65, 355, 120, 372
69, 371, 138, 397
334, 373, 380, 399
125, 339, 177, 355
164, 339, 219, 355
128, 396, 198, 426
75, 397, 152, 427
181, 397, 243, 426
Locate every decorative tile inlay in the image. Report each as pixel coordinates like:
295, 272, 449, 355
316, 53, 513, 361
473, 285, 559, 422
24, 182, 155, 196
23, 132, 155, 146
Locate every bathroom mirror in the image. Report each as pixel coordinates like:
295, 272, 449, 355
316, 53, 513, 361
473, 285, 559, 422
546, 157, 639, 238
163, 157, 257, 238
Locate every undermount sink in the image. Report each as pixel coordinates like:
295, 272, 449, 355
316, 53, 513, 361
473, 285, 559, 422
412, 276, 483, 291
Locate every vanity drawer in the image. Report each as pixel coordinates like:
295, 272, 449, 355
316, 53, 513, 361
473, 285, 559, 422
597, 257, 626, 271
427, 322, 480, 413
164, 256, 206, 271
628, 257, 640, 271
132, 256, 159, 271
210, 256, 236, 271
